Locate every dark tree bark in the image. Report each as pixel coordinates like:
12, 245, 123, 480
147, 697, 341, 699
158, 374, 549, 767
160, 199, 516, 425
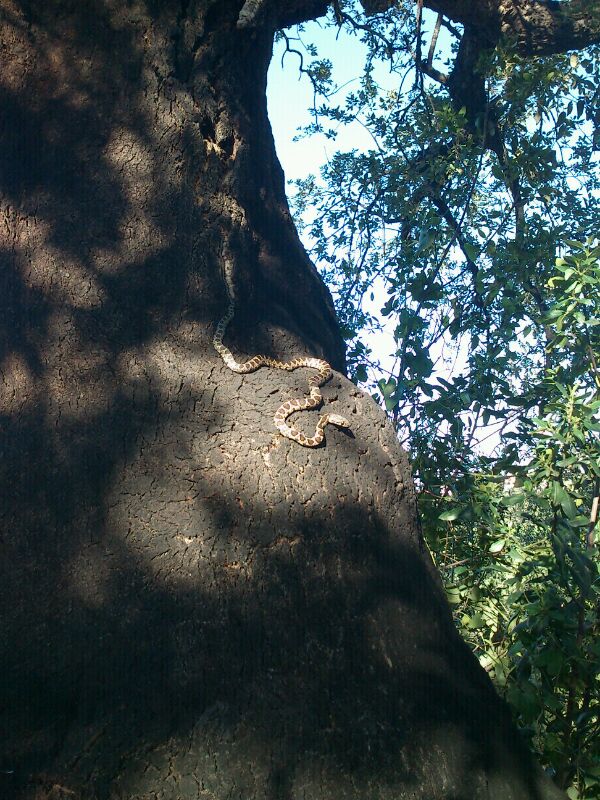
0, 2, 567, 798
425, 0, 600, 54
366, 0, 600, 56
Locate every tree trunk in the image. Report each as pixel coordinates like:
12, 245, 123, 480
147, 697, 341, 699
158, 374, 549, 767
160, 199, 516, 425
0, 2, 565, 798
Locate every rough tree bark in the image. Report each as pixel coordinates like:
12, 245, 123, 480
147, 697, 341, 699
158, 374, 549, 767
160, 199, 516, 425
0, 1, 568, 798
420, 0, 600, 54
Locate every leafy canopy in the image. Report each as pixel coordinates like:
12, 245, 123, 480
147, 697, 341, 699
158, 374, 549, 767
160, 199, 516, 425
277, 2, 600, 796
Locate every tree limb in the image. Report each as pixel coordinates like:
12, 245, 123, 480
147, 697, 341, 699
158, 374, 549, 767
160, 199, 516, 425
237, 0, 266, 28
427, 0, 600, 55
427, 13, 443, 68
237, 0, 330, 29
358, 0, 600, 56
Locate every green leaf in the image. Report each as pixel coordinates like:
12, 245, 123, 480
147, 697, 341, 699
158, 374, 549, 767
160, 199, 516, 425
355, 364, 368, 383
500, 493, 525, 507
489, 539, 506, 554
445, 586, 462, 604
463, 242, 479, 262
384, 394, 398, 412
542, 649, 563, 677
568, 515, 590, 528
439, 508, 462, 521
551, 483, 579, 518
378, 378, 396, 397
463, 611, 485, 629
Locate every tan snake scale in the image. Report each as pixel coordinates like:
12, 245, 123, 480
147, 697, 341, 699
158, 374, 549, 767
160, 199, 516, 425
213, 261, 351, 446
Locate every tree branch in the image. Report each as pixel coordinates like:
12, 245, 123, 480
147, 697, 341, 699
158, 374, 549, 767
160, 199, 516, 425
423, 0, 600, 55
419, 61, 448, 84
275, 0, 330, 28
355, 0, 600, 56
427, 13, 443, 69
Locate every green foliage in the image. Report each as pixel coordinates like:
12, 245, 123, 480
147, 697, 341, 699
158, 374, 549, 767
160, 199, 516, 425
420, 243, 600, 797
282, 3, 600, 795
439, 244, 598, 791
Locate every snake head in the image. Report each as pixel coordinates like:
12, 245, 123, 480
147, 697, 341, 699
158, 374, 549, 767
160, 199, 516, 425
327, 414, 351, 429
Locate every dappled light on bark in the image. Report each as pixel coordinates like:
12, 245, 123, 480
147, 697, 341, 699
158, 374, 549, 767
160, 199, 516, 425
0, 1, 571, 798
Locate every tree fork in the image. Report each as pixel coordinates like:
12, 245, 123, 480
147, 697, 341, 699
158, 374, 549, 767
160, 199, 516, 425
0, 1, 566, 798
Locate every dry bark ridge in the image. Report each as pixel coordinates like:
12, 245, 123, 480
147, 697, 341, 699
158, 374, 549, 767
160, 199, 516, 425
0, 1, 577, 798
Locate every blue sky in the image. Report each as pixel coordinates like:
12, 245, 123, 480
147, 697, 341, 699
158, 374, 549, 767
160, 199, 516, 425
267, 18, 373, 182
266, 9, 451, 182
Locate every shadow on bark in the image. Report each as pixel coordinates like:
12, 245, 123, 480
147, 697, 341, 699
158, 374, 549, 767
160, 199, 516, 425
1, 396, 555, 799
0, 2, 565, 797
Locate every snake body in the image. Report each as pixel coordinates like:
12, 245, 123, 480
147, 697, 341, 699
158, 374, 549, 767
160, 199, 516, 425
213, 262, 350, 447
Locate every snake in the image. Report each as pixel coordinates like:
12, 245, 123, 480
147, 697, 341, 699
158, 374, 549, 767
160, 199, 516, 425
212, 260, 351, 447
